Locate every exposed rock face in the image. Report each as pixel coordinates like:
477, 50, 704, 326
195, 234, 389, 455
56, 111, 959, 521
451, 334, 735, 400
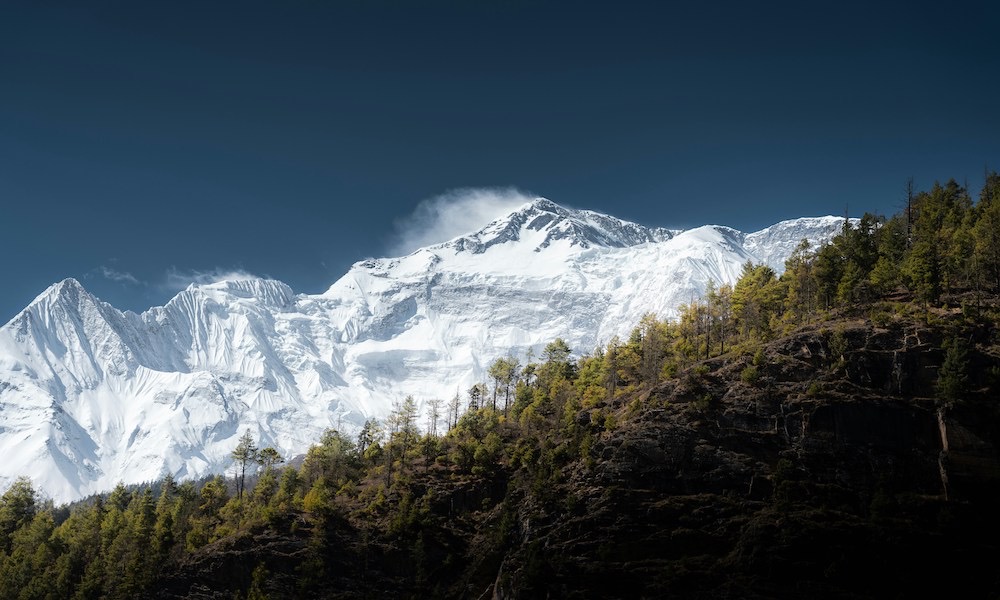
485, 319, 1000, 599
154, 313, 1000, 599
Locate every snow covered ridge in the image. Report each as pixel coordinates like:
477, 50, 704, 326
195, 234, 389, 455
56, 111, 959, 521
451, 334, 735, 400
0, 199, 849, 502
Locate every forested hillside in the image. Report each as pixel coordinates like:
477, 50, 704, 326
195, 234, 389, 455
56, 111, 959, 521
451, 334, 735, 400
2, 175, 999, 599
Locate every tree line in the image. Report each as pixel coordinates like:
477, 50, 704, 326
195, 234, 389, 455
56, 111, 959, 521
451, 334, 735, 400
0, 173, 996, 598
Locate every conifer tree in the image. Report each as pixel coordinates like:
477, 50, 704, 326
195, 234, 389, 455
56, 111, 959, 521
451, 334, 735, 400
357, 418, 382, 459
385, 396, 420, 477
448, 391, 461, 430
539, 338, 574, 387
468, 383, 486, 411
258, 447, 284, 472
732, 262, 780, 341
938, 336, 971, 402
869, 214, 907, 295
637, 313, 669, 383
488, 356, 521, 415
603, 336, 621, 398
0, 477, 37, 553
973, 171, 1000, 291
708, 283, 733, 354
232, 430, 260, 500
153, 475, 177, 563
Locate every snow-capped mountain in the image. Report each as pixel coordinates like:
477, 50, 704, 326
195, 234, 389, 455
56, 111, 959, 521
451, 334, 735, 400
0, 199, 847, 502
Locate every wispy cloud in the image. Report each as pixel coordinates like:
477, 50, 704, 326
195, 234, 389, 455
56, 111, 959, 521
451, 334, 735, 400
92, 265, 141, 285
162, 267, 264, 292
98, 266, 141, 285
388, 187, 537, 255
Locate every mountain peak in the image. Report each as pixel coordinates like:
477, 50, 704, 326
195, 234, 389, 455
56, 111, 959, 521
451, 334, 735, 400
522, 197, 564, 214
48, 277, 85, 296
444, 198, 673, 255
59, 276, 84, 289
0, 204, 850, 503
24, 277, 92, 313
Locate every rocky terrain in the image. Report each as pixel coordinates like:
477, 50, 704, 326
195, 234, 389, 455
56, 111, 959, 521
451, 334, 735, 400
151, 303, 1000, 599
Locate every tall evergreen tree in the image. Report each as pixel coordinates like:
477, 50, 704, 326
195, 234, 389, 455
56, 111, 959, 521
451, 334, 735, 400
732, 262, 781, 341
973, 171, 1000, 291
938, 336, 971, 402
232, 430, 260, 500
258, 447, 284, 472
0, 477, 36, 554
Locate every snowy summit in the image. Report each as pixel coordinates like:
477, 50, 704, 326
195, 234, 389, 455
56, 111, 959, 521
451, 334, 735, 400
0, 199, 847, 502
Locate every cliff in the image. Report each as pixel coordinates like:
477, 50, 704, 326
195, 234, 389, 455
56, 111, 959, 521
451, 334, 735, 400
153, 303, 1000, 599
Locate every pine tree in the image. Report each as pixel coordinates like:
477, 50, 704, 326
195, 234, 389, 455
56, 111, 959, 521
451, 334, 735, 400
153, 475, 177, 563
937, 336, 971, 402
603, 336, 621, 398
258, 447, 284, 472
0, 477, 37, 553
539, 338, 574, 387
303, 429, 357, 487
487, 356, 521, 415
468, 383, 486, 412
637, 313, 669, 383
448, 391, 461, 430
232, 430, 260, 500
973, 171, 1000, 291
488, 359, 503, 411
246, 563, 271, 600
708, 283, 733, 354
0, 510, 57, 598
385, 396, 420, 477
357, 418, 382, 459
869, 214, 907, 295
732, 262, 781, 341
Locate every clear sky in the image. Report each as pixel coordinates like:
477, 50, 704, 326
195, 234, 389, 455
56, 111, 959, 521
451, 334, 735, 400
2, 0, 998, 322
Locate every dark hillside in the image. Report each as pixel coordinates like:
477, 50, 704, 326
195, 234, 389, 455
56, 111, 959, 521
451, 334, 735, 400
145, 306, 1000, 599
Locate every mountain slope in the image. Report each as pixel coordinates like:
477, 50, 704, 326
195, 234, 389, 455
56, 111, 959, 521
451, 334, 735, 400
0, 199, 848, 502
149, 309, 1000, 599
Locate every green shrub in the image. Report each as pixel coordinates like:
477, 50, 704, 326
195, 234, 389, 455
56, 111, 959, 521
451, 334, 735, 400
829, 327, 848, 358
870, 309, 891, 328
603, 413, 618, 431
741, 366, 760, 385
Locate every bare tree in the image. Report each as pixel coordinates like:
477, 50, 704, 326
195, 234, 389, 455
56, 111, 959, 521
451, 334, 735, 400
426, 397, 443, 436
448, 391, 461, 430
906, 176, 915, 249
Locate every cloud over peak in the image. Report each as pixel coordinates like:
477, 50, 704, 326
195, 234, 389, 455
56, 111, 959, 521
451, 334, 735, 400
163, 267, 265, 292
389, 187, 537, 255
96, 266, 140, 285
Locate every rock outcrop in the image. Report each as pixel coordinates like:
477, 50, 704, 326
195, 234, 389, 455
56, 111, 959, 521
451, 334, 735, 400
154, 309, 1000, 599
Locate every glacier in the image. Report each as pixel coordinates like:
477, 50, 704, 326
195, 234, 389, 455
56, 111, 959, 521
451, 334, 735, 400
0, 199, 848, 502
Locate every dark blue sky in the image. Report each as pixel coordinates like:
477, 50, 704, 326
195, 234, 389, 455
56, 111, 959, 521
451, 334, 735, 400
2, 0, 998, 322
